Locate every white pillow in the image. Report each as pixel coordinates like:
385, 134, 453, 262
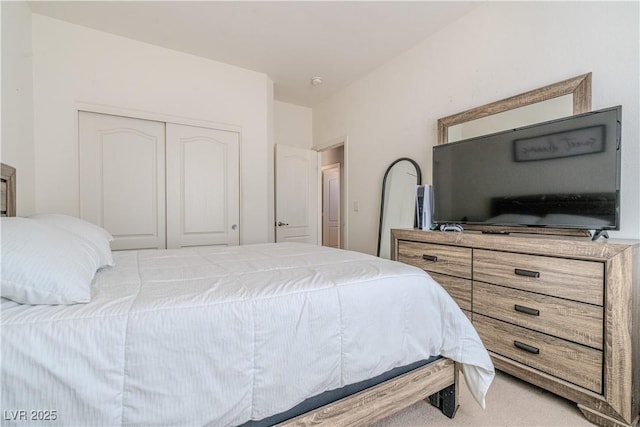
1, 217, 101, 305
29, 214, 114, 268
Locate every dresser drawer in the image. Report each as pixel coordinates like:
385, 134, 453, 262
398, 241, 471, 279
474, 314, 602, 393
473, 249, 603, 306
474, 282, 603, 349
430, 272, 471, 311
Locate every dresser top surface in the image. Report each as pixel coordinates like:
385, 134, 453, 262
391, 228, 640, 261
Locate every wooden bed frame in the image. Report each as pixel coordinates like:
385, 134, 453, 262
0, 162, 460, 426
279, 358, 458, 426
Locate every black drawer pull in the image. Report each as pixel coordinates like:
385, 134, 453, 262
422, 254, 438, 262
514, 268, 540, 278
514, 341, 540, 354
514, 304, 540, 316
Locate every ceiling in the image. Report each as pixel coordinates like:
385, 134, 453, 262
28, 1, 479, 107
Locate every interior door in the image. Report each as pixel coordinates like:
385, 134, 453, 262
166, 123, 240, 248
275, 144, 318, 244
79, 111, 166, 250
322, 164, 341, 248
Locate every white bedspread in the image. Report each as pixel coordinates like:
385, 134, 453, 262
1, 243, 494, 426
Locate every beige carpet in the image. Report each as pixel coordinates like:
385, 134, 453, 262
373, 371, 596, 427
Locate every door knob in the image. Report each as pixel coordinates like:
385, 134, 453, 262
231, 224, 237, 230
276, 221, 289, 227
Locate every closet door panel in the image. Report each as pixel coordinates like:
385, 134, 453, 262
182, 140, 226, 233
79, 111, 166, 250
102, 137, 158, 236
166, 123, 240, 248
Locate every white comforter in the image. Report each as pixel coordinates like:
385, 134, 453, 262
1, 243, 494, 426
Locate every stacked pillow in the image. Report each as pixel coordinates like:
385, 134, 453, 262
1, 215, 114, 305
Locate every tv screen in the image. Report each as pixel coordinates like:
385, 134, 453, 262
432, 106, 621, 231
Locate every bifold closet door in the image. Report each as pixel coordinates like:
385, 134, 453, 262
79, 112, 240, 250
165, 123, 240, 248
79, 111, 166, 250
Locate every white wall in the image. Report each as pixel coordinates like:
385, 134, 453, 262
274, 101, 313, 149
1, 0, 35, 215
31, 14, 274, 244
314, 1, 640, 254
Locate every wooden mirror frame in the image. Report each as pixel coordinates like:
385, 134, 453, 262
437, 73, 592, 145
435, 73, 593, 237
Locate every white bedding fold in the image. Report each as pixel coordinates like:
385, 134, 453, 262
1, 243, 494, 426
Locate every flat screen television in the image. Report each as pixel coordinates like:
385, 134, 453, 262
432, 105, 621, 234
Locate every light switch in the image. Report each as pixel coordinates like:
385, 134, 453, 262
353, 201, 359, 212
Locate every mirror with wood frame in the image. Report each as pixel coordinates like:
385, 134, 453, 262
437, 73, 592, 145
1, 163, 16, 217
435, 73, 593, 237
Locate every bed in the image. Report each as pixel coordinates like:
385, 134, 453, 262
0, 163, 494, 426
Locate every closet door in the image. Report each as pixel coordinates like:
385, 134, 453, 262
79, 111, 166, 250
166, 123, 240, 248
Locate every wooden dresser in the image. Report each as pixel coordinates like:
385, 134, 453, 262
391, 229, 640, 427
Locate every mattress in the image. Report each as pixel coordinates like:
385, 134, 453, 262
1, 243, 494, 426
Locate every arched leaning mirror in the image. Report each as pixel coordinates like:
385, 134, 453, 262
438, 73, 592, 145
377, 158, 421, 259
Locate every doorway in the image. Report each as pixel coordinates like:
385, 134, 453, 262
274, 140, 347, 248
320, 145, 344, 248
